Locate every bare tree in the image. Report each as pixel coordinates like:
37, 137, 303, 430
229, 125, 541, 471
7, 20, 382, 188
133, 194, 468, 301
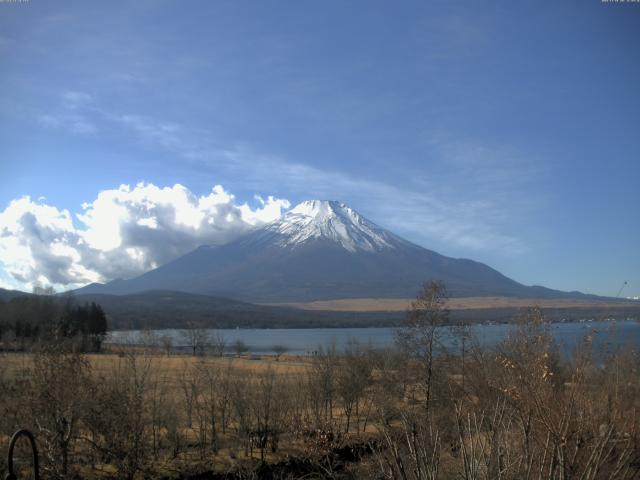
230, 369, 253, 456
272, 344, 288, 360
217, 360, 234, 434
147, 363, 172, 460
84, 353, 153, 480
159, 334, 173, 356
307, 344, 338, 429
32, 285, 56, 296
140, 329, 159, 353
178, 364, 199, 429
396, 280, 449, 415
180, 323, 211, 356
337, 340, 373, 433
376, 409, 442, 480
211, 330, 226, 357
29, 343, 91, 478
194, 359, 222, 454
233, 339, 248, 357
249, 367, 291, 460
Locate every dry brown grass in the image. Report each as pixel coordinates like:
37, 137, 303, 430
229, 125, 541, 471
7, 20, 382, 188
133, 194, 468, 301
265, 296, 636, 312
1, 351, 312, 379
2, 315, 638, 480
0, 349, 322, 478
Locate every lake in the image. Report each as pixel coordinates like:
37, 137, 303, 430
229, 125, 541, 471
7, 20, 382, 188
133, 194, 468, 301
107, 319, 640, 357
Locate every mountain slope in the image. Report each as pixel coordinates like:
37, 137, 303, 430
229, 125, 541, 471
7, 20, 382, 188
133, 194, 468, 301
0, 287, 31, 302
76, 200, 583, 302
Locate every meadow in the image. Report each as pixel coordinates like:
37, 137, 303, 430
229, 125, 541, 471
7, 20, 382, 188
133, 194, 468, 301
1, 305, 639, 479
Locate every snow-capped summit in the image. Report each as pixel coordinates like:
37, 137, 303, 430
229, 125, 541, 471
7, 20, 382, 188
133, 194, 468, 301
76, 198, 563, 303
264, 200, 395, 252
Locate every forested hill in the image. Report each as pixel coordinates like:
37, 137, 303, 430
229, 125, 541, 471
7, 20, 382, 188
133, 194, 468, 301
73, 290, 402, 330
2, 288, 638, 332
0, 287, 30, 302
0, 290, 108, 351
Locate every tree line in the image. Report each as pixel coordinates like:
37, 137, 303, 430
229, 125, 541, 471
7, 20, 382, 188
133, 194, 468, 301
0, 292, 108, 352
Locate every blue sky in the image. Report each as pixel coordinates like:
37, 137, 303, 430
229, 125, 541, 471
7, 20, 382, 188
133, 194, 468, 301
1, 0, 639, 297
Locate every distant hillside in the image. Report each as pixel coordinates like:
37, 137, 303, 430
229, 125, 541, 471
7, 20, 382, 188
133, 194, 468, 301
0, 287, 31, 302
74, 290, 401, 330
76, 290, 640, 330
3, 288, 638, 330
270, 296, 637, 312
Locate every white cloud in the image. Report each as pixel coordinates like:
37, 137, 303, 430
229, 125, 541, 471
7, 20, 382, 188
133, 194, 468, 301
36, 90, 96, 135
38, 113, 97, 134
0, 277, 16, 290
239, 195, 291, 226
196, 146, 529, 256
62, 91, 93, 109
0, 183, 289, 291
33, 90, 530, 261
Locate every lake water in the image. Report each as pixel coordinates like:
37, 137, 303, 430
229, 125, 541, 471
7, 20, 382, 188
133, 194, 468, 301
107, 319, 640, 357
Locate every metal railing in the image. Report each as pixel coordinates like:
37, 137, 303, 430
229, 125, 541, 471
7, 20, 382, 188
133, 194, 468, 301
4, 429, 39, 480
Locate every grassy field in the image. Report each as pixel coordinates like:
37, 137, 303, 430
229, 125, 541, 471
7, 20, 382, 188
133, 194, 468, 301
1, 350, 312, 378
266, 296, 639, 312
2, 313, 639, 479
0, 348, 380, 479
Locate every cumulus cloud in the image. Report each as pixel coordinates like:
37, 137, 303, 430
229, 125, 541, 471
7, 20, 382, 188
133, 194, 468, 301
0, 183, 290, 291
33, 90, 529, 262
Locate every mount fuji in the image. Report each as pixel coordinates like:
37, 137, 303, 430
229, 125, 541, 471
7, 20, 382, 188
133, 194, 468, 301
75, 200, 578, 302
